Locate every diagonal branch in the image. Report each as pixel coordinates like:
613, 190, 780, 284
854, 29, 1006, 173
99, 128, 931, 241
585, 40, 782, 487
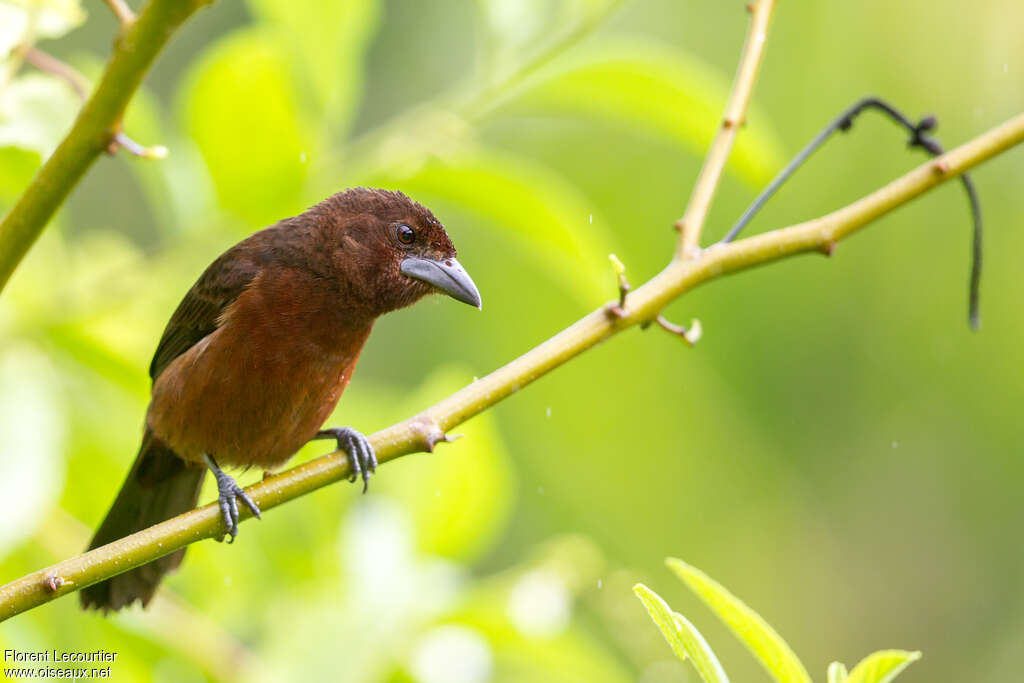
2, 109, 1022, 622
674, 0, 776, 259
0, 0, 213, 294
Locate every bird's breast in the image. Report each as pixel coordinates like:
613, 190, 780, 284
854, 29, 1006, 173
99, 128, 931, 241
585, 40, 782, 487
147, 278, 373, 470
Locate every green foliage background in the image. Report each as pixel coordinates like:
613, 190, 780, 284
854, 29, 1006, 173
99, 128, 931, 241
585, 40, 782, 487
1, 0, 1022, 681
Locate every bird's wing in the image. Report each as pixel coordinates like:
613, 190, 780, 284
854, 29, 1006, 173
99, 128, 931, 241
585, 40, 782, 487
149, 246, 263, 380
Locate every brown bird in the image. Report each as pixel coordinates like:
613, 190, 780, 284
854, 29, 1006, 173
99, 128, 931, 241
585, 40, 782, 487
80, 188, 481, 611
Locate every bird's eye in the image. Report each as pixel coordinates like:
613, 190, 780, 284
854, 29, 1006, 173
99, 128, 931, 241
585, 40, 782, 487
396, 225, 416, 245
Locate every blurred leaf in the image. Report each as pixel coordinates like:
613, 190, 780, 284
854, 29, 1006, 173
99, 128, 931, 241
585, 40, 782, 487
180, 29, 311, 226
332, 366, 517, 562
477, 0, 548, 49
667, 558, 812, 683
376, 149, 617, 305
846, 650, 921, 683
453, 548, 631, 683
0, 4, 29, 60
0, 145, 39, 205
828, 661, 850, 683
0, 0, 85, 59
476, 0, 618, 75
246, 0, 378, 136
0, 344, 65, 558
501, 39, 786, 187
0, 73, 79, 158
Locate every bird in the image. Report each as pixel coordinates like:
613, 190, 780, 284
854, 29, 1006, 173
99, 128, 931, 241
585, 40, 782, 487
79, 188, 481, 611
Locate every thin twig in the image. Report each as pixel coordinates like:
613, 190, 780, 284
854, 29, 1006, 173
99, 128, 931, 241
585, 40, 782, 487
2, 110, 1021, 621
104, 0, 137, 27
719, 97, 984, 328
653, 315, 702, 346
674, 0, 777, 259
22, 48, 168, 161
23, 48, 89, 99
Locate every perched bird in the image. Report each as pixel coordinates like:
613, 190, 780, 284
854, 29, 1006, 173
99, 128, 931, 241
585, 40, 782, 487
80, 188, 481, 611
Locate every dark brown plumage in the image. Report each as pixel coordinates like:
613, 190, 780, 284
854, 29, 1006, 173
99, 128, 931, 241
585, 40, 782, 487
81, 188, 480, 611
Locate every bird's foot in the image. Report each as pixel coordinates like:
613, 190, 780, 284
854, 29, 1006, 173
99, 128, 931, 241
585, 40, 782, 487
203, 454, 261, 542
315, 427, 377, 493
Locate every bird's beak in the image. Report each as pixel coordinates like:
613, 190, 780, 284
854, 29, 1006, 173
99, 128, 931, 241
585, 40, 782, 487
400, 256, 482, 309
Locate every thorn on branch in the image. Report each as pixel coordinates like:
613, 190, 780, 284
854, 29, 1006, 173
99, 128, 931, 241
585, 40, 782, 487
821, 240, 837, 257
604, 253, 632, 319
410, 416, 461, 452
43, 575, 67, 593
648, 315, 702, 346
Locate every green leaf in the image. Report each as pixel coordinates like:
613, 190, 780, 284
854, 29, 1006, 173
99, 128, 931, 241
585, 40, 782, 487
673, 612, 731, 683
0, 74, 80, 158
0, 345, 65, 558
246, 0, 378, 134
846, 650, 921, 683
667, 558, 812, 683
633, 583, 733, 683
180, 29, 311, 226
501, 39, 786, 188
372, 149, 618, 305
633, 583, 689, 662
828, 661, 850, 683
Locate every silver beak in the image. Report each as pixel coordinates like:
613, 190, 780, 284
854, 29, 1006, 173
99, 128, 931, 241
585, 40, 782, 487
400, 256, 482, 309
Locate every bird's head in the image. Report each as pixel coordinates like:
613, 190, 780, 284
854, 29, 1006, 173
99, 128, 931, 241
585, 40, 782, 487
313, 187, 481, 316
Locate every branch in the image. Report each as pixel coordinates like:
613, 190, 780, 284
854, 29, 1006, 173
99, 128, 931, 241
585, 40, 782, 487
674, 0, 776, 258
2, 109, 1022, 622
0, 0, 212, 294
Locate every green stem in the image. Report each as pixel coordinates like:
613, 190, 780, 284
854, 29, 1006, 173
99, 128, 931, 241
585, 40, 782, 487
0, 0, 212, 293
2, 109, 1021, 622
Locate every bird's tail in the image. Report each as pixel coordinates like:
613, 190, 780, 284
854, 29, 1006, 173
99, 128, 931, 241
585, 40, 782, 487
80, 431, 205, 611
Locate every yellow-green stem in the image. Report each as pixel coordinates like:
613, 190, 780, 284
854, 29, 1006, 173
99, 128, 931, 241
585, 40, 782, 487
675, 0, 776, 258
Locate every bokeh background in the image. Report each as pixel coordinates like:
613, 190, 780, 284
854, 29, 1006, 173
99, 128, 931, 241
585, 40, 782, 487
1, 0, 1022, 681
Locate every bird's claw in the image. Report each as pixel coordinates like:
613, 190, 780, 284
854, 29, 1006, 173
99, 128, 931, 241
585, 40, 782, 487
318, 427, 377, 493
212, 467, 261, 542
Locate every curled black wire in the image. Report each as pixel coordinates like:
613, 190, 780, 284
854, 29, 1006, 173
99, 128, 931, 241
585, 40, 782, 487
720, 97, 982, 330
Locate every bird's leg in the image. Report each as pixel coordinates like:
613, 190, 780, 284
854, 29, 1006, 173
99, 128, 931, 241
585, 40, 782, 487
202, 454, 261, 543
311, 427, 377, 494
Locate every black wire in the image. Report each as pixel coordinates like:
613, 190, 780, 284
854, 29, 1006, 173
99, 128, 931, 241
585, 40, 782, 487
720, 96, 983, 330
